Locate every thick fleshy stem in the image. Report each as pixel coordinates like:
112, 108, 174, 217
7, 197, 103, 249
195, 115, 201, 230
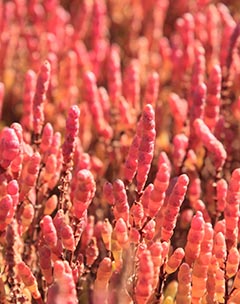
135, 249, 154, 304
191, 42, 206, 98
123, 59, 140, 111
74, 39, 92, 70
107, 44, 122, 105
32, 60, 51, 145
39, 123, 54, 157
101, 218, 112, 253
5, 221, 22, 302
188, 173, 201, 208
218, 3, 236, 68
44, 153, 58, 189
215, 268, 225, 303
21, 70, 36, 137
206, 4, 221, 66
130, 201, 144, 229
216, 178, 228, 215
136, 104, 156, 193
114, 218, 129, 249
142, 219, 156, 241
129, 226, 140, 244
17, 261, 43, 303
79, 215, 95, 254
193, 118, 227, 173
71, 169, 96, 220
151, 0, 169, 48
71, 0, 92, 40
189, 82, 207, 149
44, 195, 58, 215
148, 163, 170, 219
118, 95, 136, 127
214, 219, 226, 235
59, 105, 80, 211
205, 255, 217, 304
98, 87, 111, 122
193, 199, 211, 223
179, 208, 193, 230
111, 229, 123, 272
168, 93, 188, 133
19, 152, 41, 201
226, 247, 239, 279
53, 209, 65, 238
124, 119, 142, 184
6, 179, 19, 223
9, 123, 24, 177
176, 263, 192, 304
172, 133, 189, 173
149, 242, 163, 288
93, 257, 112, 304
20, 202, 34, 235
0, 127, 20, 171
161, 174, 189, 242
46, 260, 78, 304
91, 0, 108, 78
112, 179, 129, 225
143, 71, 159, 108
213, 232, 227, 269
204, 64, 222, 132
190, 82, 206, 126
140, 183, 153, 221
180, 13, 195, 72
185, 211, 205, 265
61, 224, 76, 252
19, 151, 42, 248
38, 245, 53, 285
40, 215, 58, 250
62, 105, 80, 166
58, 50, 78, 108
84, 71, 113, 139
165, 248, 185, 274
0, 82, 4, 121
224, 168, 240, 249
103, 181, 115, 205
191, 223, 213, 302
0, 195, 13, 232
157, 152, 172, 173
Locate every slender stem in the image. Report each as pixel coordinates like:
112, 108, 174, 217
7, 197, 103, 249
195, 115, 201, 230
224, 277, 229, 304
155, 264, 167, 301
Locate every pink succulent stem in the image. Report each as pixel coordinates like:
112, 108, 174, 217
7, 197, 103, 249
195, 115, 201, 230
32, 60, 51, 144
136, 104, 156, 193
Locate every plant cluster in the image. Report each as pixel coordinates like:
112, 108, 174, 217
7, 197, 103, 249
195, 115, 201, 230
1, 0, 240, 303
